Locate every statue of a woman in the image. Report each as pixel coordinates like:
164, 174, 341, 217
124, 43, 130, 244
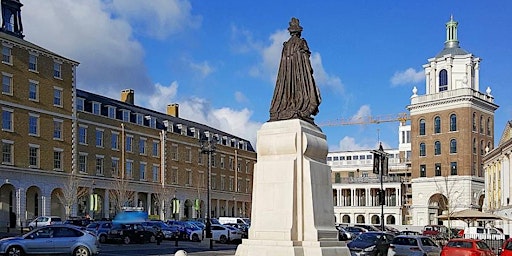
269, 17, 321, 125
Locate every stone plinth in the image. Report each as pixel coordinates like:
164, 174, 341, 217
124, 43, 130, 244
235, 119, 349, 256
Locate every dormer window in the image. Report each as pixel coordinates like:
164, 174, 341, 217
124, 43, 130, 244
135, 113, 143, 125
122, 110, 130, 122
107, 106, 116, 119
76, 98, 85, 111
439, 69, 448, 92
92, 102, 101, 115
146, 115, 156, 128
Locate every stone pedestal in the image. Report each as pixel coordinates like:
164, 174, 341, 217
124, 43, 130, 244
235, 119, 349, 256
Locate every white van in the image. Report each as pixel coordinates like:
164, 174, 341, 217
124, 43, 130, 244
463, 227, 505, 240
218, 217, 250, 226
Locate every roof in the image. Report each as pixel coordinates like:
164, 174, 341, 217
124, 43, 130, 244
435, 43, 469, 58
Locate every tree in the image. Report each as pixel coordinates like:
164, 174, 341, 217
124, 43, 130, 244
108, 177, 135, 214
153, 184, 173, 220
56, 173, 89, 217
433, 175, 465, 237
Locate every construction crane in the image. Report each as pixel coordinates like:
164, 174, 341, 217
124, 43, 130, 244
318, 112, 410, 127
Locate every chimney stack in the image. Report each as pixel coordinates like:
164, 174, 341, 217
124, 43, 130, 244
167, 104, 179, 117
121, 89, 134, 104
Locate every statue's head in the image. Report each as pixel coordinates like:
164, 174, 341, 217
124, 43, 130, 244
288, 17, 303, 34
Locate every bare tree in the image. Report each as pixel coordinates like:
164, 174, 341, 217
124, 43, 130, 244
153, 184, 174, 220
434, 175, 465, 236
56, 173, 89, 217
108, 177, 135, 214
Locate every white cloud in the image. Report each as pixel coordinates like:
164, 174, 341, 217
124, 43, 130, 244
140, 82, 180, 112
390, 68, 424, 86
351, 105, 372, 122
311, 53, 344, 94
188, 60, 214, 77
105, 0, 202, 40
333, 136, 391, 151
234, 91, 248, 103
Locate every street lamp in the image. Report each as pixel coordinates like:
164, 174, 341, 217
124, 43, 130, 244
200, 132, 217, 249
372, 143, 389, 231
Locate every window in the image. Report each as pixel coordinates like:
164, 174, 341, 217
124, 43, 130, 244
435, 163, 441, 176
95, 129, 104, 147
152, 165, 159, 182
199, 172, 205, 188
2, 73, 13, 94
2, 109, 13, 131
246, 179, 251, 193
186, 148, 192, 163
480, 116, 484, 134
78, 126, 87, 144
450, 139, 457, 153
450, 162, 457, 175
53, 150, 62, 171
96, 156, 104, 175
125, 160, 133, 178
420, 164, 426, 177
473, 138, 477, 154
28, 80, 38, 101
92, 102, 101, 115
439, 69, 448, 91
107, 106, 116, 119
149, 117, 156, 128
220, 156, 225, 168
487, 117, 491, 136
135, 114, 143, 125
29, 145, 40, 168
434, 116, 441, 134
434, 141, 441, 155
229, 176, 234, 191
171, 145, 178, 160
212, 174, 217, 189
28, 114, 39, 136
419, 143, 426, 157
53, 62, 62, 78
111, 132, 119, 150
186, 169, 192, 185
126, 135, 133, 152
221, 175, 226, 190
2, 141, 13, 165
472, 113, 477, 131
29, 54, 37, 71
139, 138, 146, 155
76, 98, 85, 111
53, 119, 63, 139
2, 45, 11, 64
79, 154, 87, 173
480, 140, 484, 155
419, 119, 426, 136
140, 162, 146, 180
53, 87, 62, 106
122, 110, 130, 122
450, 114, 457, 131
172, 167, 178, 184
111, 158, 120, 177
152, 141, 159, 157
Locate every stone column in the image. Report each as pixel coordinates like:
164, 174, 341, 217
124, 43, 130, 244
235, 119, 349, 256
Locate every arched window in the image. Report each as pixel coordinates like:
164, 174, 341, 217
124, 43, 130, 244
480, 115, 484, 134
450, 114, 457, 131
487, 142, 491, 153
472, 113, 476, 131
419, 119, 426, 136
439, 69, 448, 91
487, 117, 491, 136
434, 141, 441, 155
480, 140, 484, 155
450, 139, 457, 153
419, 143, 426, 156
434, 116, 441, 134
473, 138, 477, 154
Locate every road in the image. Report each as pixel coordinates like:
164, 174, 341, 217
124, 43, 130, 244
99, 240, 237, 256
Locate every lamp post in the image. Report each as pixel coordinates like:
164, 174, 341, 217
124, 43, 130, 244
200, 133, 217, 249
372, 143, 388, 231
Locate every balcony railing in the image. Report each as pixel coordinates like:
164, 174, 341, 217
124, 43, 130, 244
334, 176, 404, 184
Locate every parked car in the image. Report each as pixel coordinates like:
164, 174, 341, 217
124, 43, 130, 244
397, 230, 420, 236
86, 221, 112, 243
107, 223, 155, 244
218, 217, 251, 226
422, 225, 449, 240
347, 231, 395, 256
224, 223, 249, 238
64, 217, 93, 228
224, 225, 243, 243
336, 226, 352, 241
441, 238, 496, 256
209, 224, 231, 244
355, 224, 381, 232
387, 235, 441, 256
141, 221, 180, 240
463, 226, 506, 240
502, 237, 512, 256
345, 226, 368, 238
28, 216, 63, 230
0, 224, 100, 256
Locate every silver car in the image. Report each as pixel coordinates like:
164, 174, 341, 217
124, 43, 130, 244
0, 224, 100, 256
387, 235, 441, 256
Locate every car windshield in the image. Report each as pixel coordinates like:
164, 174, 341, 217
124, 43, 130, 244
476, 241, 491, 250
505, 241, 512, 250
354, 232, 380, 243
420, 237, 437, 247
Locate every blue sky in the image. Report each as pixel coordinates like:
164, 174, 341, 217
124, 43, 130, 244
21, 0, 512, 151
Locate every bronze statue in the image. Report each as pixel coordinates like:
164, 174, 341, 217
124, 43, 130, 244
269, 17, 321, 125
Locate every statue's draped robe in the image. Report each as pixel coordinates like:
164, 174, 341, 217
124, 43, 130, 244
269, 34, 321, 124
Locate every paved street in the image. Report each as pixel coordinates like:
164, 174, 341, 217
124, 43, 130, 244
99, 240, 237, 256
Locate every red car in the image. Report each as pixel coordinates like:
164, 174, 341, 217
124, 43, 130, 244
441, 238, 496, 256
502, 238, 512, 256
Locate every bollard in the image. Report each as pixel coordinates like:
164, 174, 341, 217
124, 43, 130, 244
210, 238, 213, 249
175, 250, 187, 256
174, 234, 179, 246
6, 222, 9, 233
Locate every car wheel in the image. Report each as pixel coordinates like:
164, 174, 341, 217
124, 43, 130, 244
192, 233, 200, 242
99, 234, 107, 243
219, 235, 228, 244
149, 235, 156, 243
6, 246, 24, 256
123, 236, 131, 244
73, 246, 90, 256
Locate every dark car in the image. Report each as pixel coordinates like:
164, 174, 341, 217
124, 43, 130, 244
141, 221, 180, 240
347, 231, 395, 256
107, 223, 155, 244
336, 226, 352, 241
64, 217, 92, 228
345, 226, 368, 238
224, 223, 249, 239
86, 221, 112, 243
